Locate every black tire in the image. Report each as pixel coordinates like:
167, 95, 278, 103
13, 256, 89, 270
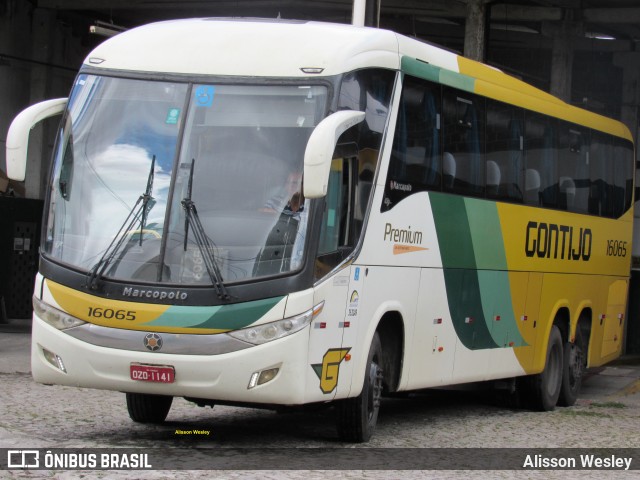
557, 328, 585, 407
520, 325, 563, 411
126, 393, 173, 424
336, 332, 383, 443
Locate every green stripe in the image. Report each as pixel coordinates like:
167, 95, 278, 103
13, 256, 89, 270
143, 296, 285, 331
401, 56, 475, 93
431, 193, 526, 349
431, 193, 495, 349
401, 56, 441, 83
431, 194, 476, 269
440, 69, 475, 93
464, 199, 507, 270
477, 271, 526, 347
193, 296, 285, 330
443, 269, 497, 349
465, 199, 526, 347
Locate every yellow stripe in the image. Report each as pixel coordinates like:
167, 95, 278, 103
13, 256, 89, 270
47, 280, 167, 327
457, 56, 633, 141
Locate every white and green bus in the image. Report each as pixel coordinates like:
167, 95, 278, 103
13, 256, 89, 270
6, 18, 634, 442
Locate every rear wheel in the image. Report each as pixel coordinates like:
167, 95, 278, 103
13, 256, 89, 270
336, 333, 383, 442
558, 329, 585, 407
520, 325, 563, 411
126, 393, 173, 423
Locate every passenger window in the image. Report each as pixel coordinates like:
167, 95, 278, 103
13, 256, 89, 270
485, 100, 523, 202
613, 138, 634, 217
557, 125, 589, 213
384, 75, 441, 211
525, 112, 557, 207
589, 133, 614, 217
442, 88, 485, 197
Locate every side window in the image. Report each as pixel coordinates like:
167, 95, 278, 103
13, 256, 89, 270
485, 100, 523, 202
339, 68, 394, 216
613, 138, 634, 217
442, 88, 485, 197
525, 112, 557, 207
384, 75, 441, 210
589, 133, 614, 217
315, 157, 355, 279
339, 69, 395, 137
557, 124, 589, 213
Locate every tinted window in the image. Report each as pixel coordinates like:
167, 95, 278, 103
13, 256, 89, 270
442, 88, 485, 197
384, 76, 441, 210
485, 100, 523, 201
557, 125, 589, 213
589, 132, 614, 217
382, 74, 633, 219
525, 112, 557, 207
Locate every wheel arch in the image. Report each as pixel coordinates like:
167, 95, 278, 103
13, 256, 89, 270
576, 307, 593, 366
350, 305, 406, 397
375, 311, 404, 393
553, 306, 571, 343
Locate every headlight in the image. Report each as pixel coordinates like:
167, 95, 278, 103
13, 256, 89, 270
228, 301, 324, 345
33, 296, 86, 330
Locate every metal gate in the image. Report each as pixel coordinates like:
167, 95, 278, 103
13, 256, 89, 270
0, 197, 44, 321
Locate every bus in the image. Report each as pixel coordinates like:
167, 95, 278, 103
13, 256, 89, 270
6, 18, 634, 442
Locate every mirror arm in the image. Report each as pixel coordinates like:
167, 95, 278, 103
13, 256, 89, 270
303, 110, 365, 198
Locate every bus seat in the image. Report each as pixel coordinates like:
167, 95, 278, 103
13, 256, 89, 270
443, 152, 456, 189
559, 176, 576, 210
486, 160, 500, 196
524, 168, 540, 205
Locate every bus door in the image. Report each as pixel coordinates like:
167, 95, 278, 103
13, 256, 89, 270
307, 156, 359, 401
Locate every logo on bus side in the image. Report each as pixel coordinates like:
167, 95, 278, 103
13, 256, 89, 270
311, 348, 351, 394
525, 221, 592, 261
383, 223, 428, 255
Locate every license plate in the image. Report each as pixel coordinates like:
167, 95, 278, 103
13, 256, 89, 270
130, 363, 175, 383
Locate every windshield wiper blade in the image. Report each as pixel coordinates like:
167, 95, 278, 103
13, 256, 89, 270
139, 155, 156, 246
181, 159, 230, 300
86, 156, 156, 290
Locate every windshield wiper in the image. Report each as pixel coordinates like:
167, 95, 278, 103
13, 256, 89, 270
181, 159, 230, 300
138, 155, 156, 246
86, 156, 156, 290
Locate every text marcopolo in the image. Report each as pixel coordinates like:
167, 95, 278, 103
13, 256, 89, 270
122, 287, 188, 301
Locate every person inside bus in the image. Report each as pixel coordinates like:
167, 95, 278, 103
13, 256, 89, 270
261, 171, 304, 215
255, 171, 307, 274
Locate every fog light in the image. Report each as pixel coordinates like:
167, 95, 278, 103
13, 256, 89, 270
258, 368, 279, 385
247, 368, 280, 389
248, 372, 259, 389
41, 346, 67, 373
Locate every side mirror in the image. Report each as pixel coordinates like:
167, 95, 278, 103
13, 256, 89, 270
6, 98, 67, 181
303, 110, 365, 198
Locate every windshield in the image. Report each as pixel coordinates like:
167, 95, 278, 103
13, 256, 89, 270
44, 74, 327, 286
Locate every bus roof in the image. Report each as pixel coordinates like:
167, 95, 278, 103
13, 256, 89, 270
84, 18, 400, 78
84, 18, 632, 142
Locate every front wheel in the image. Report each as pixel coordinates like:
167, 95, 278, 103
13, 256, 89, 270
126, 393, 173, 423
336, 333, 383, 442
